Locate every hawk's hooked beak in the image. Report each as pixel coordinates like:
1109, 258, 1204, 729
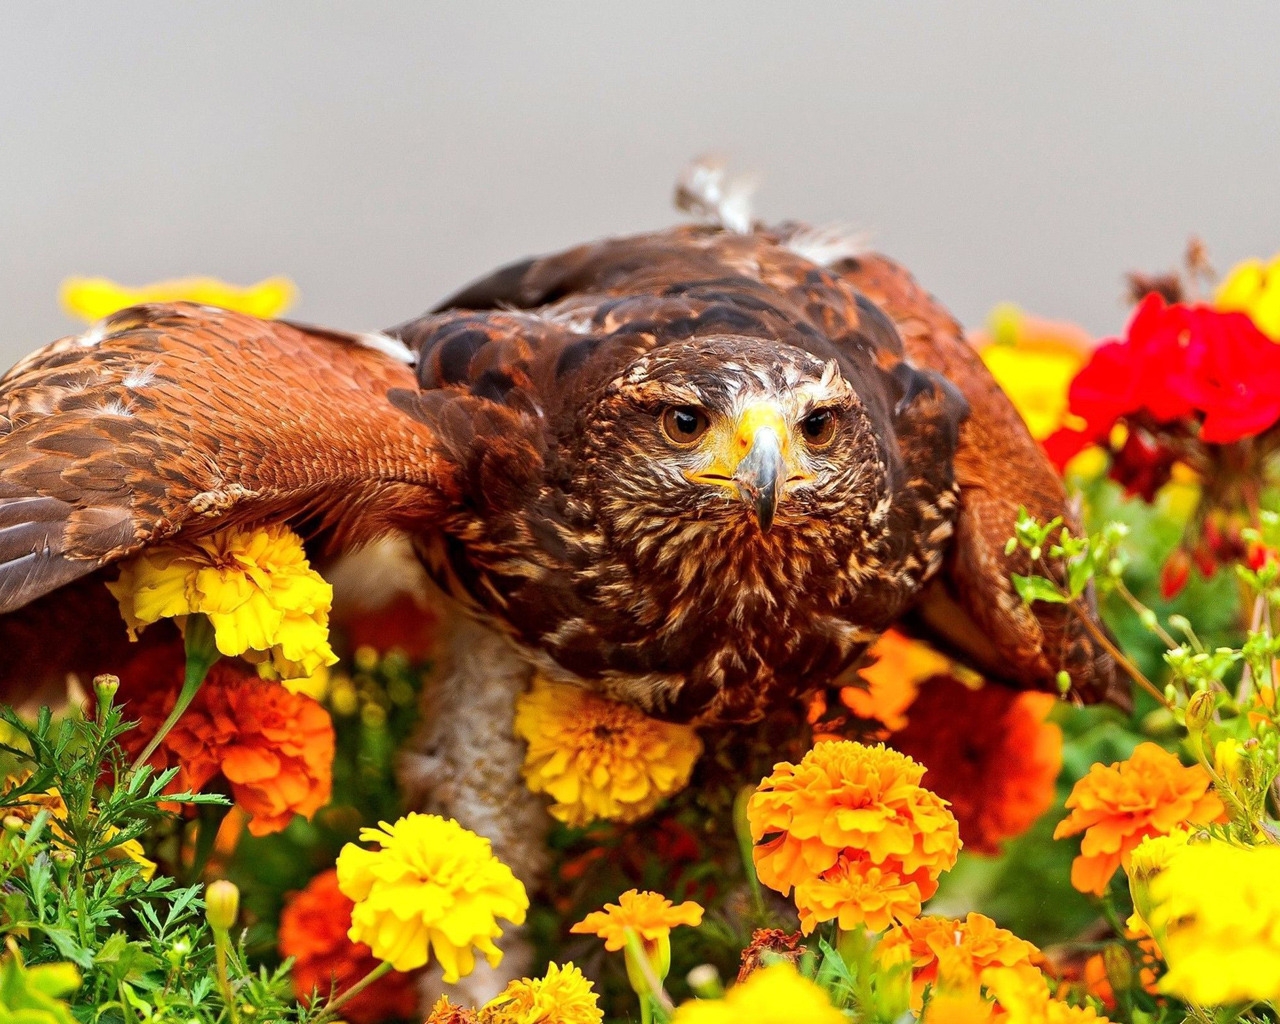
688, 404, 802, 532
733, 424, 785, 531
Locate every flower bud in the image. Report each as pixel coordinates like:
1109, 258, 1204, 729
3, 815, 25, 834
1102, 943, 1134, 994
92, 674, 120, 708
686, 964, 723, 999
1214, 739, 1243, 788
50, 848, 75, 885
1185, 690, 1215, 733
205, 879, 240, 933
1056, 671, 1072, 696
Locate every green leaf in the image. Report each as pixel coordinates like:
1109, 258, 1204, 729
1012, 574, 1068, 605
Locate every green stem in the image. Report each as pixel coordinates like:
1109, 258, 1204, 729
213, 928, 241, 1024
732, 784, 767, 921
187, 802, 231, 884
132, 614, 219, 771
836, 926, 875, 1013
314, 961, 393, 1023
1070, 599, 1170, 708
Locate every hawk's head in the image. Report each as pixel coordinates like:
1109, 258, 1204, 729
578, 336, 891, 560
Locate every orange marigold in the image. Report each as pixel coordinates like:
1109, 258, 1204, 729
987, 967, 1114, 1023
117, 647, 334, 836
878, 913, 1044, 1010
570, 889, 704, 951
748, 741, 960, 933
891, 677, 1063, 854
1053, 742, 1224, 896
278, 869, 419, 1024
841, 630, 953, 731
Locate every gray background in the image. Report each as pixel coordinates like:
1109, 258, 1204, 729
2, 2, 1278, 370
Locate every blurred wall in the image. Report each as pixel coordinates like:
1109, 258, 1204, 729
2, 2, 1278, 369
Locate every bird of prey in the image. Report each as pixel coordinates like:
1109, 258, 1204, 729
0, 175, 1122, 998
0, 216, 1118, 716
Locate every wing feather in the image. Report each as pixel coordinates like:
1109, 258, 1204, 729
0, 303, 453, 618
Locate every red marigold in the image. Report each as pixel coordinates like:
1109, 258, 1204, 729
117, 647, 334, 836
890, 677, 1063, 855
279, 868, 419, 1024
1053, 741, 1225, 896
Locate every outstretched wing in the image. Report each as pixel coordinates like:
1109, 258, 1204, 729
432, 224, 1123, 706
0, 304, 457, 675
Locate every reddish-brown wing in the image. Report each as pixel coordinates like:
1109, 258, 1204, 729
0, 303, 455, 633
823, 251, 1123, 705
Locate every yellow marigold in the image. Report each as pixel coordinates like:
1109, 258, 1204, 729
987, 968, 1114, 1023
514, 677, 702, 827
481, 962, 603, 1024
1, 774, 156, 880
878, 913, 1043, 1010
670, 962, 844, 1024
921, 990, 999, 1024
107, 522, 338, 679
1147, 841, 1280, 1005
974, 304, 1093, 441
748, 741, 960, 933
1125, 827, 1191, 929
335, 813, 528, 982
1052, 742, 1224, 896
1216, 252, 1280, 341
61, 275, 296, 321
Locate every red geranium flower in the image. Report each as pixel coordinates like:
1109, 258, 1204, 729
1047, 294, 1280, 467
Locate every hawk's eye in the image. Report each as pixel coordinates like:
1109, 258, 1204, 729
801, 408, 837, 446
661, 405, 710, 445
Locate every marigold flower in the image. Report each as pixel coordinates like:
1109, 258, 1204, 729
1, 774, 156, 880
61, 275, 296, 321
514, 677, 702, 827
481, 962, 603, 1024
1216, 252, 1280, 341
336, 813, 528, 981
669, 962, 844, 1024
878, 913, 1044, 1010
107, 522, 338, 679
1124, 827, 1191, 928
1053, 742, 1224, 896
841, 630, 953, 731
891, 678, 1063, 854
974, 305, 1092, 441
571, 888, 703, 994
1147, 841, 1280, 1005
571, 889, 704, 951
987, 968, 1114, 1023
426, 997, 478, 1024
748, 741, 960, 933
117, 650, 334, 836
279, 869, 419, 1024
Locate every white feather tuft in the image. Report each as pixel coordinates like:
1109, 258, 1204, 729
674, 156, 758, 234
354, 331, 416, 364
784, 223, 871, 267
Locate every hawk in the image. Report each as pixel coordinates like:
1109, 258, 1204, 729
0, 180, 1123, 997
